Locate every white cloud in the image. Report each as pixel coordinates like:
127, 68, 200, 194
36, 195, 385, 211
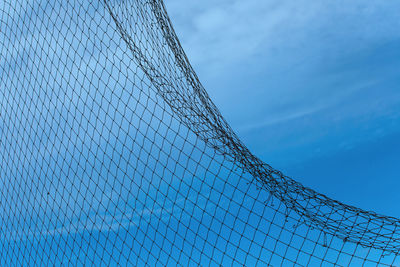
164, 0, 400, 164
165, 0, 400, 72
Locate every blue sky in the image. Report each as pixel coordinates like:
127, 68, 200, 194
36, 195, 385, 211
1, 1, 399, 265
165, 0, 400, 217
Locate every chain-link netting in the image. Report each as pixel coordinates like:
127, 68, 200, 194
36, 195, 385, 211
1, 0, 399, 265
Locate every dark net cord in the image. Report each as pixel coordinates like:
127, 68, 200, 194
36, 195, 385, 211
0, 0, 399, 266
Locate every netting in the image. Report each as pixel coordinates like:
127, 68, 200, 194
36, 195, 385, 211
0, 0, 399, 265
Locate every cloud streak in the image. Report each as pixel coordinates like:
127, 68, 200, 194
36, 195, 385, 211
164, 0, 400, 216
165, 0, 400, 155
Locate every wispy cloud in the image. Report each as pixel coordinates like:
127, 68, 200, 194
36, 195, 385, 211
165, 0, 400, 161
3, 197, 188, 242
166, 0, 400, 73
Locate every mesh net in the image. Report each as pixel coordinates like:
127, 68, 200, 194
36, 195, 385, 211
1, 0, 399, 265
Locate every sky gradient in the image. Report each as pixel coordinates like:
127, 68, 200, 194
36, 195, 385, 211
1, 1, 399, 265
165, 0, 400, 217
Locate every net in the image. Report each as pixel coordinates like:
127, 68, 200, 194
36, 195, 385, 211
0, 0, 399, 265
